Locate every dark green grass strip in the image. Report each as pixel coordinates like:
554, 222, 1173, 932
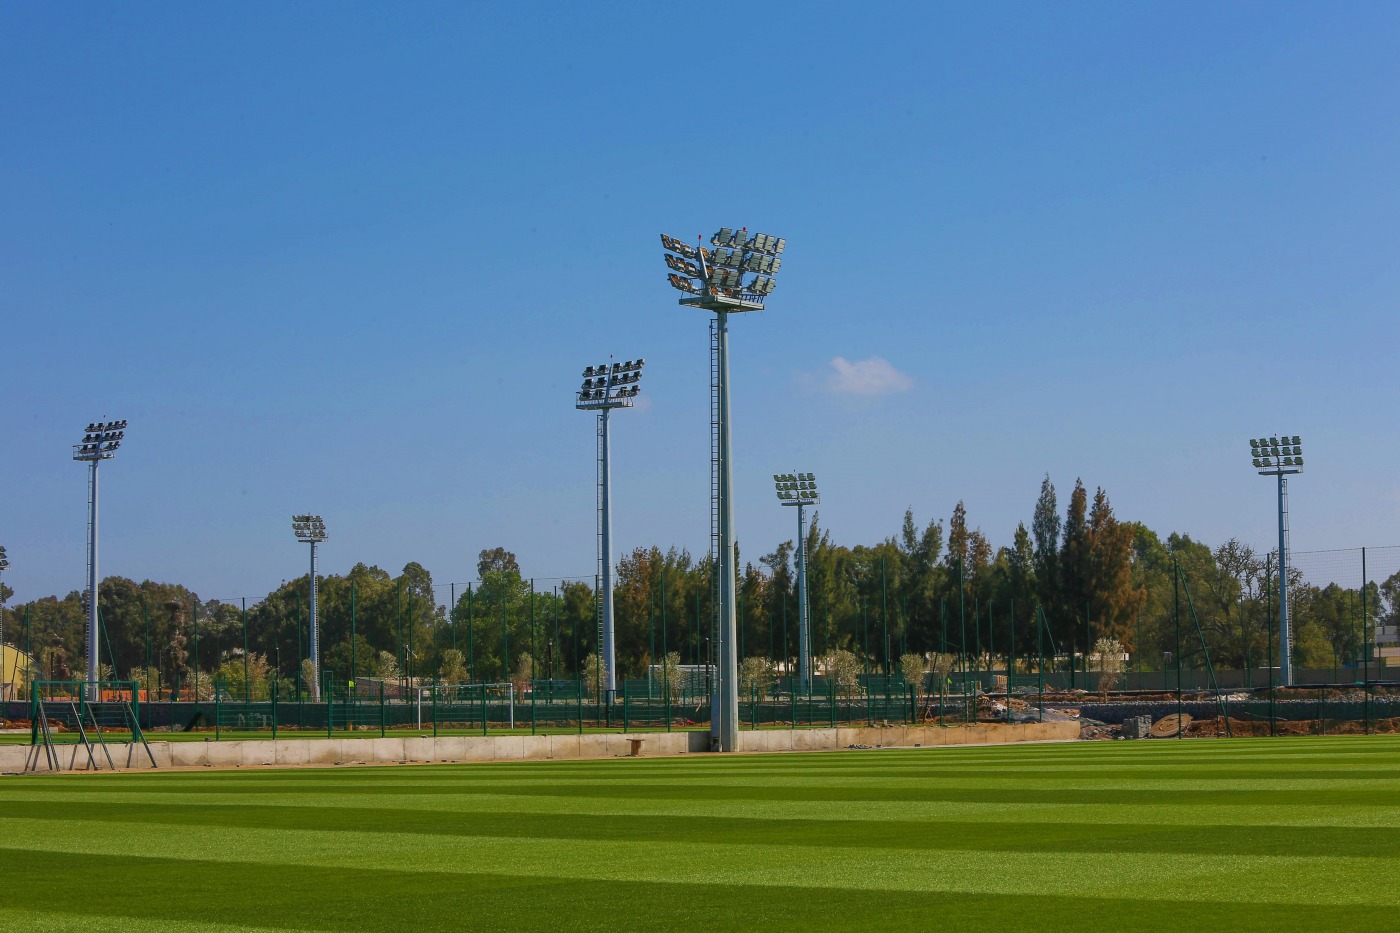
80, 778, 1398, 809
4, 799, 1398, 858
0, 849, 1391, 933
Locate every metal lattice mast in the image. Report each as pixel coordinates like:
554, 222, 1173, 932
1249, 436, 1303, 686
0, 547, 10, 690
661, 227, 786, 751
292, 515, 327, 700
774, 473, 819, 694
576, 357, 645, 701
1279, 474, 1292, 681
72, 419, 126, 699
709, 319, 722, 714
597, 411, 607, 660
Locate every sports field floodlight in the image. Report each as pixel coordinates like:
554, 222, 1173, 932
0, 546, 8, 688
661, 225, 787, 752
575, 357, 646, 701
774, 472, 819, 694
73, 418, 127, 698
292, 514, 328, 700
1248, 435, 1303, 686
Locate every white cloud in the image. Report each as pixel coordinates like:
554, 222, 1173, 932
824, 356, 913, 396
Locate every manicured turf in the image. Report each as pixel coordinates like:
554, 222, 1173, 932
1, 736, 1397, 931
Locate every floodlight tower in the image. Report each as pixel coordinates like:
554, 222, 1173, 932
0, 546, 9, 675
1250, 436, 1303, 686
292, 515, 328, 700
73, 419, 126, 697
575, 358, 646, 701
774, 473, 818, 694
661, 227, 785, 752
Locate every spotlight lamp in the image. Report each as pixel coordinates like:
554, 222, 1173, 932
0, 545, 8, 573
1249, 435, 1304, 475
576, 356, 645, 411
661, 226, 786, 312
72, 420, 128, 462
291, 514, 328, 542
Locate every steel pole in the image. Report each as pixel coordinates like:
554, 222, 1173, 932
714, 310, 739, 751
86, 458, 100, 698
309, 540, 320, 701
797, 502, 811, 694
1277, 473, 1292, 686
599, 406, 617, 700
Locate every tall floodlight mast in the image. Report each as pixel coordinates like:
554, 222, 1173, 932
661, 226, 786, 751
0, 546, 9, 690
774, 473, 819, 694
292, 515, 328, 700
73, 419, 126, 698
575, 357, 646, 701
1250, 436, 1303, 686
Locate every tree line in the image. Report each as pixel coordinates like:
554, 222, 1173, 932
2, 476, 1393, 696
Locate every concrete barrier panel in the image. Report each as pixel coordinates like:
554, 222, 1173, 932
493, 737, 525, 760
431, 735, 469, 762
371, 737, 407, 763
403, 737, 437, 762
578, 733, 615, 758
518, 736, 552, 760
239, 740, 277, 767
273, 739, 312, 762
549, 735, 583, 759
168, 742, 209, 768
793, 729, 834, 751
305, 740, 345, 766
459, 737, 496, 761
200, 741, 243, 768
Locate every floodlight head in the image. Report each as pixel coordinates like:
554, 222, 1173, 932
291, 514, 328, 542
668, 225, 786, 311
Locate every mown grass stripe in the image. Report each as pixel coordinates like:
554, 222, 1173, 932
0, 820, 1392, 905
1, 850, 1393, 933
0, 799, 1393, 857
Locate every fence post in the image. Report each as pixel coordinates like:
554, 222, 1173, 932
622, 685, 630, 733
481, 685, 488, 737
379, 682, 386, 738
432, 686, 438, 739
271, 679, 278, 741
577, 680, 583, 735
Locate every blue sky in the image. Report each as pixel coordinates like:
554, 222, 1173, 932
4, 3, 1398, 604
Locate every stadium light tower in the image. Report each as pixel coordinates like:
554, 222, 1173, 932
1250, 436, 1303, 686
292, 515, 328, 700
661, 226, 786, 752
576, 357, 645, 701
0, 546, 9, 687
73, 419, 126, 697
774, 473, 818, 695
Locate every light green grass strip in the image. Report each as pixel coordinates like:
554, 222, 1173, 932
0, 815, 1392, 906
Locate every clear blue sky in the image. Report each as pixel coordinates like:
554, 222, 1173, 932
4, 3, 1398, 604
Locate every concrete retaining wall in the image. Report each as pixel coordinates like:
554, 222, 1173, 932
0, 721, 1077, 773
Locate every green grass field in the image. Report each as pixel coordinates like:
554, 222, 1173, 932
0, 735, 1396, 931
